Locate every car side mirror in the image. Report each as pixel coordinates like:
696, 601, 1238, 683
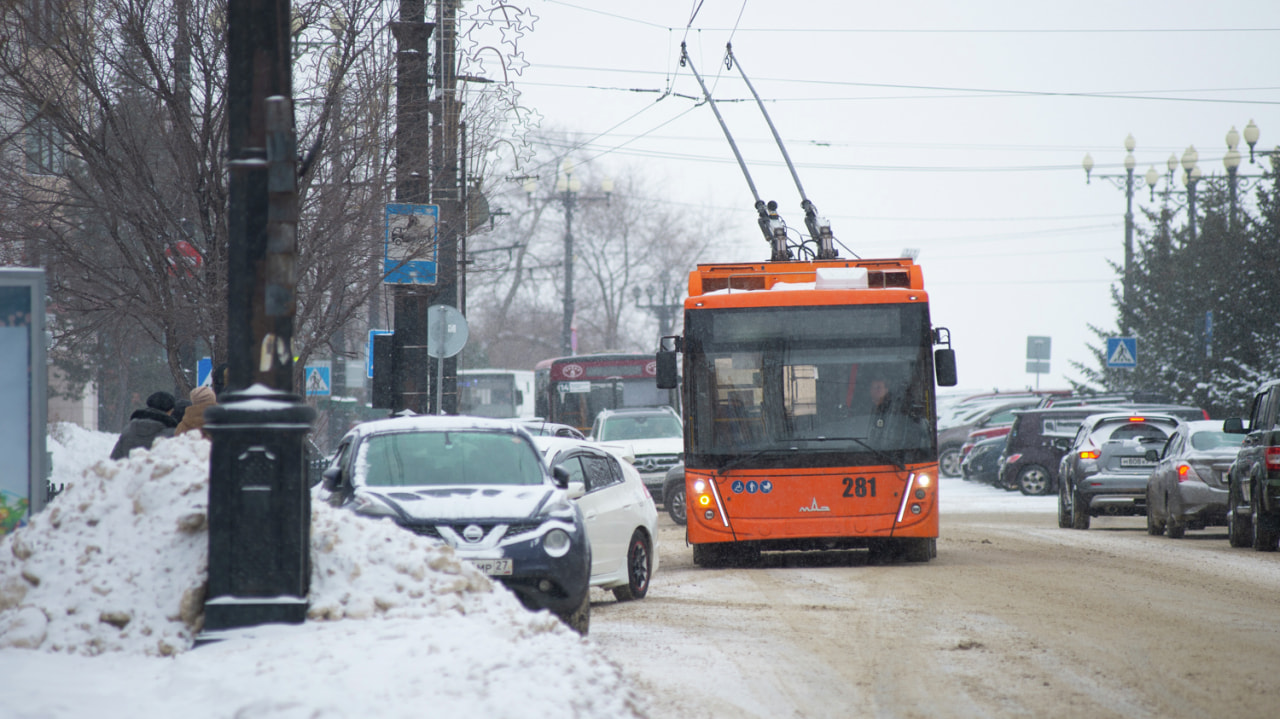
551, 465, 570, 489
934, 348, 957, 387
321, 466, 343, 492
1144, 448, 1159, 462
566, 480, 586, 500
1051, 437, 1071, 452
1223, 417, 1247, 434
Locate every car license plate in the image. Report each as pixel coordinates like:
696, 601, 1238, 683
1120, 457, 1154, 467
467, 558, 513, 576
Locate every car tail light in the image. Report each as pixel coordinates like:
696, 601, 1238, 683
1267, 447, 1280, 471
1177, 463, 1196, 482
1079, 447, 1100, 460
1128, 417, 1146, 423
1006, 453, 1022, 464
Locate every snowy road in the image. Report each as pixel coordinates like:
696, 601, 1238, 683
586, 477, 1280, 719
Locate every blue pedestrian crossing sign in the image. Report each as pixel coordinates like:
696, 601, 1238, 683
1106, 337, 1137, 368
305, 365, 332, 396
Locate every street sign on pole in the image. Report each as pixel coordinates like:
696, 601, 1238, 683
383, 203, 439, 284
1026, 336, 1051, 387
1106, 337, 1138, 368
305, 362, 331, 397
427, 305, 468, 415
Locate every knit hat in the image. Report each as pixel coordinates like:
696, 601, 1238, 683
146, 391, 177, 413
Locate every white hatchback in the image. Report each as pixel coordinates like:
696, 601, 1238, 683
532, 436, 659, 601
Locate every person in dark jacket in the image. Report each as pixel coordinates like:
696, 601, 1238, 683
110, 391, 179, 460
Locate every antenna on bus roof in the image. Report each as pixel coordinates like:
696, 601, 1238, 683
725, 43, 837, 260
680, 42, 791, 262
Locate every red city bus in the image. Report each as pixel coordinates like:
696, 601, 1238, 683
657, 259, 957, 565
534, 353, 679, 433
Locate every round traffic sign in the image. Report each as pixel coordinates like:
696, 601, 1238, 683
426, 304, 469, 358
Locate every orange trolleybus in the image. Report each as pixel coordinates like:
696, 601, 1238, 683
656, 258, 957, 565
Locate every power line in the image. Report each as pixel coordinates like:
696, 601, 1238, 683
540, 4, 1280, 35
526, 64, 1280, 105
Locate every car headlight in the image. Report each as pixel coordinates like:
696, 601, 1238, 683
542, 528, 571, 557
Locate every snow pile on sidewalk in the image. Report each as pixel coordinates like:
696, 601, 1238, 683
0, 423, 646, 718
0, 428, 211, 655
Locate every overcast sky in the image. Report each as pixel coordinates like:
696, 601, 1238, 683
486, 0, 1280, 395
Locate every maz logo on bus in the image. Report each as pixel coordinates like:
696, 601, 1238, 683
842, 476, 877, 498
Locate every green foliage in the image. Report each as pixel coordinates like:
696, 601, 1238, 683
1074, 165, 1280, 418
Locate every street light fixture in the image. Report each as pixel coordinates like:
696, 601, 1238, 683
633, 273, 684, 340
1181, 145, 1200, 242
1082, 134, 1159, 328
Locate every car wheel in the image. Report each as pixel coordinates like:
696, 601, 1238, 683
938, 446, 962, 478
1071, 488, 1091, 530
902, 537, 936, 563
1146, 493, 1165, 536
1228, 482, 1252, 548
692, 542, 728, 568
611, 530, 652, 602
561, 591, 590, 635
1017, 464, 1050, 496
1057, 481, 1072, 529
667, 485, 687, 525
1252, 483, 1279, 552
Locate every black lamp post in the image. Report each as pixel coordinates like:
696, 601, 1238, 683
1082, 134, 1160, 328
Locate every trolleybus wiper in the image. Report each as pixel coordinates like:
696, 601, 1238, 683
680, 42, 790, 261
725, 43, 838, 260
801, 436, 906, 473
716, 446, 799, 476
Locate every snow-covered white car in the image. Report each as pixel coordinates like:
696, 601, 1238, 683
532, 435, 659, 601
590, 407, 683, 506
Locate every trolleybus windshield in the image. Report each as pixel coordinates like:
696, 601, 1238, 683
685, 303, 936, 469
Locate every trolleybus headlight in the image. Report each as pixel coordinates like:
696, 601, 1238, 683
542, 529, 571, 557
693, 479, 707, 493
917, 474, 932, 488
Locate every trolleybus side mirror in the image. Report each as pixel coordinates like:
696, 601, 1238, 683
934, 348, 957, 387
656, 336, 681, 390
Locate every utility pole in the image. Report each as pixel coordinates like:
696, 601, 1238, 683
388, 0, 435, 414
425, 0, 461, 414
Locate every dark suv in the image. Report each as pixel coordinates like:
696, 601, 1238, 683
998, 407, 1103, 495
937, 400, 1041, 478
1058, 412, 1180, 529
1223, 379, 1280, 550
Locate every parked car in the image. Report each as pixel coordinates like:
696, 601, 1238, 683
663, 462, 686, 525
998, 407, 1105, 495
519, 419, 587, 440
591, 406, 683, 505
937, 399, 1041, 478
319, 415, 592, 633
1057, 411, 1181, 529
1223, 379, 1280, 550
532, 435, 659, 601
959, 424, 1012, 464
1145, 420, 1244, 538
961, 434, 1006, 485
